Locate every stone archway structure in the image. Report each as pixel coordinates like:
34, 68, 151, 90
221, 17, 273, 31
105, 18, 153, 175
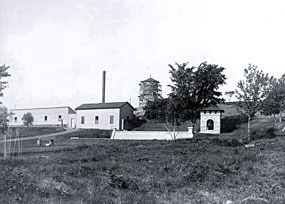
200, 106, 224, 134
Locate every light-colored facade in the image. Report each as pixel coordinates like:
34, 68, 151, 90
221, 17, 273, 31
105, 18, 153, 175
9, 107, 76, 128
200, 106, 224, 134
75, 102, 135, 130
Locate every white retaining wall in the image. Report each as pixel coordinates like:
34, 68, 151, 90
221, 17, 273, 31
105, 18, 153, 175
112, 127, 193, 140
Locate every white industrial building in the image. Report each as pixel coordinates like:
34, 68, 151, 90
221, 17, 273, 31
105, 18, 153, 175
75, 102, 135, 130
9, 106, 76, 128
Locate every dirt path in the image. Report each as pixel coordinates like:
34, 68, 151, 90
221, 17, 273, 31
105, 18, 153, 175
0, 128, 79, 143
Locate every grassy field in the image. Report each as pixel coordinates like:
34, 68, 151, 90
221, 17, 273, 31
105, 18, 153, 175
2, 127, 65, 139
0, 119, 284, 204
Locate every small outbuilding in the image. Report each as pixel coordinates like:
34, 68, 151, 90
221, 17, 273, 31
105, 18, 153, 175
200, 105, 224, 134
75, 102, 135, 130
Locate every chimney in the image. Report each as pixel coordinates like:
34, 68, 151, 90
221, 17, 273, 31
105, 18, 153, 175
102, 70, 106, 103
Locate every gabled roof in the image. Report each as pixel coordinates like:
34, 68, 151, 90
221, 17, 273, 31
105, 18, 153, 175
75, 102, 135, 110
68, 107, 76, 114
141, 77, 159, 83
201, 105, 225, 112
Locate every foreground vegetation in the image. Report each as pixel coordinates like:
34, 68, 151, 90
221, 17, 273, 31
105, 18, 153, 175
8, 127, 65, 138
0, 120, 284, 203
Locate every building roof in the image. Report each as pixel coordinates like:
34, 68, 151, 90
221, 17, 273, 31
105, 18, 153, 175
75, 102, 135, 110
201, 105, 225, 112
10, 106, 76, 114
141, 77, 159, 83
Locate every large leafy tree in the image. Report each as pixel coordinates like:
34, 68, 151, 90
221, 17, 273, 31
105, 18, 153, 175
22, 112, 34, 127
145, 62, 226, 136
236, 64, 271, 117
168, 62, 226, 129
262, 74, 285, 121
235, 64, 271, 140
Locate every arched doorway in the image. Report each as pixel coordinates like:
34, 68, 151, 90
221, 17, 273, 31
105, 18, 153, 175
207, 119, 214, 130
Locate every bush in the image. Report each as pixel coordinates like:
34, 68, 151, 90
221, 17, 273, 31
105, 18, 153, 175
126, 117, 146, 130
210, 138, 243, 147
221, 115, 248, 133
251, 127, 276, 140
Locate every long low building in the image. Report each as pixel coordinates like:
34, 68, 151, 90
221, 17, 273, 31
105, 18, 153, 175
9, 106, 76, 128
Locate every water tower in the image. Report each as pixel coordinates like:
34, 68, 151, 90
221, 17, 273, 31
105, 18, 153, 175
138, 77, 162, 108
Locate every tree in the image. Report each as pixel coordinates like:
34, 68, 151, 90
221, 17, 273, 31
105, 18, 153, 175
22, 112, 34, 127
168, 62, 226, 130
145, 61, 226, 138
0, 65, 11, 104
262, 74, 285, 122
236, 64, 271, 117
0, 106, 13, 134
235, 64, 271, 140
144, 98, 181, 139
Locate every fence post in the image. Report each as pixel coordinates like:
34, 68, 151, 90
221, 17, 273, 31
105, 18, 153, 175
188, 127, 194, 138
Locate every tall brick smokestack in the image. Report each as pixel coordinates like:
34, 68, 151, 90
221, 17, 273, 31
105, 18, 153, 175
102, 70, 106, 103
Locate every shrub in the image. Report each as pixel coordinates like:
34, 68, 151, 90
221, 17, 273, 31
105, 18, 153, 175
221, 115, 248, 133
210, 138, 243, 147
126, 117, 146, 130
251, 127, 276, 140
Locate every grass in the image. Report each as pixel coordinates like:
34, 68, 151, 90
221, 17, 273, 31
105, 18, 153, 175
62, 129, 112, 139
4, 127, 65, 139
1, 138, 285, 203
0, 118, 284, 203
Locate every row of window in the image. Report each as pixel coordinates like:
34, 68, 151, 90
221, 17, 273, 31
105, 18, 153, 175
80, 115, 114, 125
14, 115, 62, 122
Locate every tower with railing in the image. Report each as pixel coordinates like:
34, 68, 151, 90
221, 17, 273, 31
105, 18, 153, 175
138, 77, 162, 108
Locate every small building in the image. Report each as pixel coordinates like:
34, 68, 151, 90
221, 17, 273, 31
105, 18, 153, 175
75, 102, 135, 130
200, 106, 224, 134
9, 106, 76, 128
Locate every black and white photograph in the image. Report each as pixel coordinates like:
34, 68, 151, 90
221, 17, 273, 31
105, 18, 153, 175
0, 0, 285, 203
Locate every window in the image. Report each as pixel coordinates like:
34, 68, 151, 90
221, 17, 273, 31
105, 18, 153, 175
44, 116, 48, 121
81, 116, 85, 124
110, 115, 114, 124
207, 119, 214, 130
14, 117, 17, 123
58, 115, 62, 120
95, 116, 99, 124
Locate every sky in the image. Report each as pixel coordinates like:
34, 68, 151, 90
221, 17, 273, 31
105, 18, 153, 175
0, 0, 285, 110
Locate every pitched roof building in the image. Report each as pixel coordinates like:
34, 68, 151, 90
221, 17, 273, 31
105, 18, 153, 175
75, 102, 135, 130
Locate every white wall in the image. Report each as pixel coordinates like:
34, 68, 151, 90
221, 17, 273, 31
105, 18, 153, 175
68, 113, 76, 128
112, 129, 193, 140
9, 107, 73, 128
76, 108, 120, 129
200, 111, 222, 134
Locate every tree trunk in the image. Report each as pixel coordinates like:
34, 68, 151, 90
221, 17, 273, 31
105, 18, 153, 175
4, 132, 6, 158
248, 115, 251, 141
